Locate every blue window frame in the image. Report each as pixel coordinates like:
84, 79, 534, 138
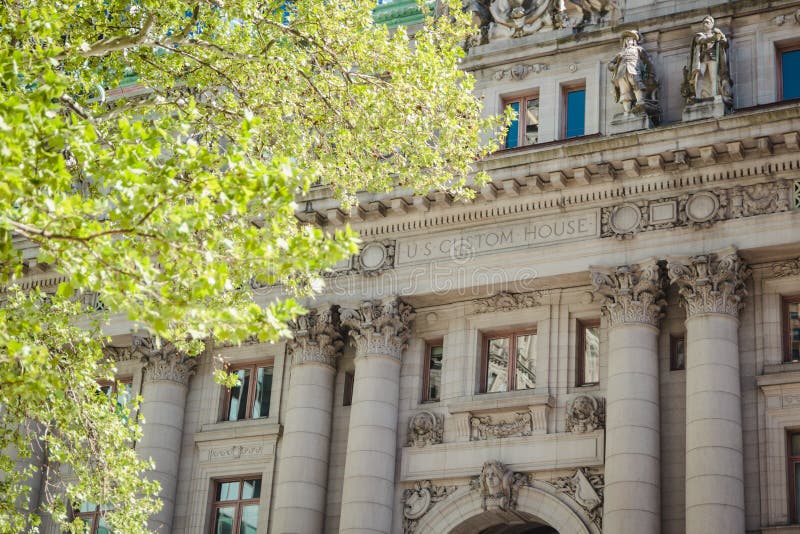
781, 48, 800, 101
503, 94, 539, 149
563, 85, 585, 138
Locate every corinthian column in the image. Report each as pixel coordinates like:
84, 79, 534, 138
273, 306, 343, 534
134, 335, 196, 533
668, 248, 749, 534
592, 260, 665, 534
338, 298, 413, 534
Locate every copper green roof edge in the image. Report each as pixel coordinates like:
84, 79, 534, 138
373, 0, 429, 28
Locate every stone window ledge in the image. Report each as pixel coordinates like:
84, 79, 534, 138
447, 391, 553, 416
196, 417, 281, 443
761, 526, 800, 533
757, 367, 800, 387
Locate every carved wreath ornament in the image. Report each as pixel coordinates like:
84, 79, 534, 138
407, 411, 443, 447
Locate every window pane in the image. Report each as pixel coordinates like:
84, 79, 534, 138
524, 98, 539, 145
217, 481, 240, 502
428, 345, 443, 402
583, 326, 600, 384
672, 337, 686, 371
116, 381, 133, 410
795, 462, 800, 521
505, 101, 520, 149
214, 506, 236, 534
791, 433, 800, 456
783, 50, 800, 100
486, 337, 510, 392
239, 504, 259, 534
96, 516, 111, 534
788, 300, 800, 362
241, 479, 261, 500
79, 502, 97, 513
227, 369, 251, 421
565, 89, 585, 138
515, 334, 537, 390
252, 367, 272, 418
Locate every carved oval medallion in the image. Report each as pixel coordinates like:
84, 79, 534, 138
685, 191, 719, 222
609, 203, 641, 234
403, 487, 432, 519
360, 242, 387, 271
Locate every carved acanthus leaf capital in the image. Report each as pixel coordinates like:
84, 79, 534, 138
340, 298, 414, 359
287, 306, 343, 368
591, 259, 666, 327
134, 334, 197, 386
667, 248, 750, 318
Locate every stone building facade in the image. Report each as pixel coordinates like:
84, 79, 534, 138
20, 0, 800, 532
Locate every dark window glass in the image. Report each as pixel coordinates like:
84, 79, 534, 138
74, 503, 112, 533
503, 95, 539, 149
482, 329, 537, 393
565, 88, 586, 138
784, 296, 800, 363
505, 101, 520, 149
789, 431, 800, 522
224, 364, 272, 421
343, 371, 354, 406
577, 321, 601, 385
212, 478, 260, 534
671, 335, 686, 371
782, 49, 800, 100
423, 343, 443, 402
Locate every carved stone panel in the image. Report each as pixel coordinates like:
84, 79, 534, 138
470, 412, 533, 441
473, 291, 543, 314
566, 395, 605, 433
407, 411, 444, 447
401, 480, 457, 534
551, 468, 604, 529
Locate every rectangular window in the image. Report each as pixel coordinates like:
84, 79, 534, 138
212, 477, 261, 534
481, 328, 537, 393
784, 295, 800, 363
422, 341, 443, 402
224, 364, 273, 421
74, 502, 112, 534
503, 93, 539, 149
98, 377, 133, 422
576, 320, 600, 386
670, 334, 686, 371
343, 371, 354, 407
562, 83, 586, 139
780, 46, 800, 101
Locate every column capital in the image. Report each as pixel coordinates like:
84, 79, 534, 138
287, 305, 343, 368
667, 247, 750, 318
591, 259, 666, 327
340, 297, 414, 359
134, 334, 197, 386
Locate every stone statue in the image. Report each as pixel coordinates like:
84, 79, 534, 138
465, 0, 492, 47
488, 0, 554, 41
566, 395, 605, 433
682, 15, 732, 106
608, 30, 659, 119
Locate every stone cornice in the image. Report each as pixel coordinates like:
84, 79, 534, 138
286, 306, 343, 368
667, 247, 750, 318
591, 259, 666, 327
340, 297, 414, 359
134, 334, 197, 386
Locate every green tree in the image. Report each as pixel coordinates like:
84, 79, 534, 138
0, 0, 501, 531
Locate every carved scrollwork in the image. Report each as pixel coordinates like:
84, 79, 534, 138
551, 468, 604, 529
287, 306, 343, 368
474, 291, 543, 314
469, 412, 533, 441
767, 257, 800, 279
566, 395, 605, 433
667, 248, 750, 318
401, 480, 458, 534
340, 298, 414, 359
407, 411, 444, 447
591, 260, 666, 327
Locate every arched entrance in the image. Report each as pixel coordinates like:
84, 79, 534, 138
414, 483, 599, 534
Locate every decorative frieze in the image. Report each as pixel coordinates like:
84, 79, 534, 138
493, 63, 549, 81
601, 179, 793, 239
401, 480, 457, 534
470, 412, 533, 441
135, 334, 197, 385
340, 297, 414, 359
591, 260, 666, 327
667, 248, 749, 318
766, 257, 800, 279
407, 411, 444, 447
287, 306, 343, 368
566, 395, 605, 433
208, 444, 266, 462
551, 468, 604, 529
473, 290, 543, 314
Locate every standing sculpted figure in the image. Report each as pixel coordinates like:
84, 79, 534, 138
682, 15, 732, 105
608, 30, 659, 119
